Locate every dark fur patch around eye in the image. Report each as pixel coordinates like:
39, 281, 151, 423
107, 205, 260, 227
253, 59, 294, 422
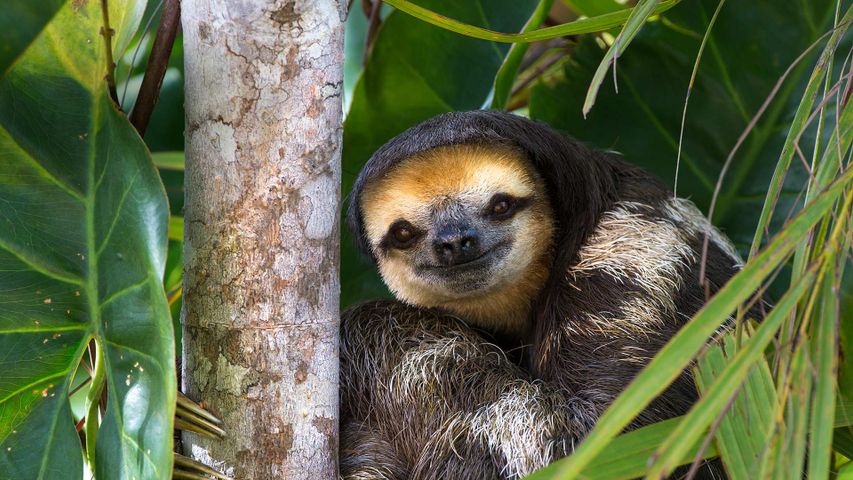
484, 193, 532, 221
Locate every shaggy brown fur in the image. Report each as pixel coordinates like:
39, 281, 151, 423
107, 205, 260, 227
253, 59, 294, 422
342, 111, 754, 479
340, 301, 597, 479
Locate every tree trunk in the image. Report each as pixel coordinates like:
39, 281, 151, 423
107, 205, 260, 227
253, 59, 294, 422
180, 1, 344, 478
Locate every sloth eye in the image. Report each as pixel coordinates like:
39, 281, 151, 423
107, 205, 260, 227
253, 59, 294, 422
485, 193, 519, 220
387, 220, 420, 249
394, 226, 413, 243
492, 200, 510, 215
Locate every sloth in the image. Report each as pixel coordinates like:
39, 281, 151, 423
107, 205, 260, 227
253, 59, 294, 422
340, 111, 752, 479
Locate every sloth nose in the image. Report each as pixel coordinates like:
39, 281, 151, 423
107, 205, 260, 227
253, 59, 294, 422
433, 228, 480, 266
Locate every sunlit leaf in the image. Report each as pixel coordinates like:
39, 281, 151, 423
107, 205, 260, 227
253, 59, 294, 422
0, 0, 174, 478
0, 0, 66, 76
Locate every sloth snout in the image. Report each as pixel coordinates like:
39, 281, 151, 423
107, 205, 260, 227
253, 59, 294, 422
432, 227, 481, 266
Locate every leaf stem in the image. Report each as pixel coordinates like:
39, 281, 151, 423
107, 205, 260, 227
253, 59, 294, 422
381, 0, 681, 43
485, 0, 554, 110
99, 0, 118, 103
129, 0, 181, 136
674, 0, 726, 198
84, 339, 107, 469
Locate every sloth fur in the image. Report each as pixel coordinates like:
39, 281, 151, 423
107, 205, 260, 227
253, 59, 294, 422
341, 111, 752, 479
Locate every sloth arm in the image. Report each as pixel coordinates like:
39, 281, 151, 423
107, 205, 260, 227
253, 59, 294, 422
340, 300, 597, 480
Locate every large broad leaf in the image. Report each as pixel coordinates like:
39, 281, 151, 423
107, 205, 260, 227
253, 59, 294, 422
0, 0, 66, 76
341, 0, 538, 307
0, 0, 175, 478
529, 0, 834, 255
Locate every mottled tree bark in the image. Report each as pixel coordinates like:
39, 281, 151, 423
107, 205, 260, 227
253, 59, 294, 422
180, 1, 344, 478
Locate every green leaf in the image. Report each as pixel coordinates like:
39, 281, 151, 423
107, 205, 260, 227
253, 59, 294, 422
694, 334, 776, 480
840, 460, 853, 480
843, 268, 853, 401
808, 245, 841, 478
169, 216, 184, 242
343, 3, 370, 113
530, 0, 836, 260
341, 0, 539, 307
834, 428, 853, 459
778, 343, 813, 480
0, 0, 66, 77
382, 0, 681, 43
486, 0, 554, 110
0, 0, 174, 478
582, 0, 659, 116
647, 268, 816, 478
748, 3, 853, 260
152, 151, 184, 171
525, 416, 717, 480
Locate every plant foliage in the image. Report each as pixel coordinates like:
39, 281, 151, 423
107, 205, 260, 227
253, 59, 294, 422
0, 0, 175, 478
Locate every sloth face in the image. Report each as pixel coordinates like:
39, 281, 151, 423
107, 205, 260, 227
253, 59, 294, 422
360, 144, 554, 332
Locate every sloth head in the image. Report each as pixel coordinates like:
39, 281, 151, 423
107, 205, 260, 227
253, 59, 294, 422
349, 111, 617, 334
358, 144, 555, 333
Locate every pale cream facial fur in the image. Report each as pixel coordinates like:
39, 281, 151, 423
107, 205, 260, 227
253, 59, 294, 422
360, 144, 555, 334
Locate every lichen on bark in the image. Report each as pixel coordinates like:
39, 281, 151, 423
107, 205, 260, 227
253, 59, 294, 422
181, 1, 344, 478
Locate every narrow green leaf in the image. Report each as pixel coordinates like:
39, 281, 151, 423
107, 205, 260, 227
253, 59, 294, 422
582, 0, 659, 116
647, 267, 818, 478
485, 0, 554, 110
695, 334, 776, 480
809, 261, 840, 478
382, 0, 680, 43
779, 343, 812, 480
153, 151, 185, 171
764, 416, 786, 478
748, 3, 853, 259
169, 216, 184, 242
694, 346, 751, 479
551, 166, 853, 479
789, 99, 853, 286
524, 416, 717, 480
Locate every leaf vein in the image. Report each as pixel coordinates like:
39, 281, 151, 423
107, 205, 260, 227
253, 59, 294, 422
0, 238, 83, 286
